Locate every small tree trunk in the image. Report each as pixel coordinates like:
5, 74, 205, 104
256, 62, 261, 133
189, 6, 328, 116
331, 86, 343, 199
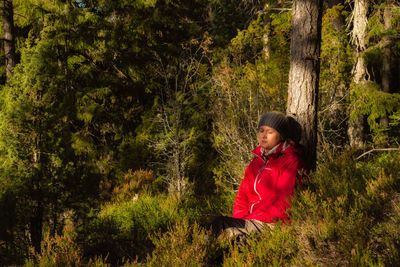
3, 0, 16, 81
262, 32, 270, 61
396, 57, 400, 93
30, 200, 43, 254
348, 0, 369, 148
287, 0, 323, 170
380, 0, 393, 127
30, 112, 44, 254
327, 0, 342, 6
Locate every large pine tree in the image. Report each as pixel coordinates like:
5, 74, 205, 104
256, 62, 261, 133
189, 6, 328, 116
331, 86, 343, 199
287, 0, 323, 170
348, 0, 369, 148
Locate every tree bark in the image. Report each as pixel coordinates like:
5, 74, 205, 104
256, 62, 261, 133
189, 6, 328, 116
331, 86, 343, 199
262, 31, 270, 61
3, 0, 16, 81
327, 0, 342, 6
30, 200, 43, 254
287, 0, 323, 170
348, 0, 369, 148
381, 1, 392, 94
380, 0, 393, 127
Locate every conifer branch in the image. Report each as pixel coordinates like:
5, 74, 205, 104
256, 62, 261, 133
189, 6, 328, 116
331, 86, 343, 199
257, 8, 291, 15
356, 148, 400, 160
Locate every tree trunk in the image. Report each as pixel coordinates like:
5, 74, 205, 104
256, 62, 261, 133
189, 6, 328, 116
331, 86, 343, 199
30, 110, 44, 254
381, 1, 392, 94
30, 200, 43, 254
380, 0, 393, 127
348, 0, 369, 148
262, 31, 270, 61
327, 0, 341, 6
287, 0, 323, 171
3, 0, 16, 81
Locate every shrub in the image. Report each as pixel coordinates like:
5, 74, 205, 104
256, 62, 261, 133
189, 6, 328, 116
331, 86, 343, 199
79, 193, 188, 264
144, 220, 217, 267
222, 151, 400, 266
76, 151, 400, 266
111, 169, 155, 202
223, 226, 298, 266
79, 189, 237, 265
24, 225, 82, 267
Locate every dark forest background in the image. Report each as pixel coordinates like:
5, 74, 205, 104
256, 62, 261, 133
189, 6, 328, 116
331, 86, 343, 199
1, 0, 400, 265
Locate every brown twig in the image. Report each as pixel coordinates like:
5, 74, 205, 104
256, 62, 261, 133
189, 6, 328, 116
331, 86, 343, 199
356, 148, 400, 160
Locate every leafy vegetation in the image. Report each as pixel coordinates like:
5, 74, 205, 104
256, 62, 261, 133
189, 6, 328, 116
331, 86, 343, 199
0, 0, 400, 266
17, 151, 400, 266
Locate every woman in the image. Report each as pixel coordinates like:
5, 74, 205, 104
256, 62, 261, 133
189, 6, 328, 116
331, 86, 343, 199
211, 111, 304, 238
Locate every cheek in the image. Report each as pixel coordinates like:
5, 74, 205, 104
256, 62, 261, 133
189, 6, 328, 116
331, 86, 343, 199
257, 133, 262, 141
273, 134, 281, 143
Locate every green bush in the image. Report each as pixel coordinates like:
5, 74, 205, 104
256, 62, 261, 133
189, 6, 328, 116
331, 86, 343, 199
79, 193, 185, 264
144, 220, 217, 267
223, 226, 298, 266
77, 187, 237, 265
38, 151, 400, 266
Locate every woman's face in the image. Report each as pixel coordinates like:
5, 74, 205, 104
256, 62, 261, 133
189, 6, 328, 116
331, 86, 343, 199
257, 126, 282, 152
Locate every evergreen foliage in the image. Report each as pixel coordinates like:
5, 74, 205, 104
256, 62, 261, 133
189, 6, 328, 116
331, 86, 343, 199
319, 4, 352, 150
0, 0, 400, 265
350, 81, 400, 144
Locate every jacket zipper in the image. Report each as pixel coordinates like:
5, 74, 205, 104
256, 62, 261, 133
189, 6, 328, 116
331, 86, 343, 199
250, 158, 268, 214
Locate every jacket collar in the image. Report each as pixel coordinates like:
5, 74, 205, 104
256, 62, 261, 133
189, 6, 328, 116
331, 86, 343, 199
252, 141, 292, 160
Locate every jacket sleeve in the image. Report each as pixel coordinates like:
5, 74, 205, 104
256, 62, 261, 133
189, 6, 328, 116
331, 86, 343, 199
232, 168, 252, 219
246, 155, 303, 222
269, 156, 303, 221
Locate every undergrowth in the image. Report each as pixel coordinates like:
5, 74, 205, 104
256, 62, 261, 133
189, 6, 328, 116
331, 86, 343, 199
24, 151, 400, 266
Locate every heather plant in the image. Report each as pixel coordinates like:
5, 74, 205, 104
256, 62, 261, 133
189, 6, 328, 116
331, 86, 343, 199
144, 220, 217, 267
111, 169, 156, 203
220, 151, 400, 266
24, 225, 82, 267
15, 151, 400, 266
86, 256, 112, 267
290, 152, 400, 265
223, 226, 298, 266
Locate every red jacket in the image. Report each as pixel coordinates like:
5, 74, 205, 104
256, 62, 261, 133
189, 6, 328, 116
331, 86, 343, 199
232, 141, 304, 223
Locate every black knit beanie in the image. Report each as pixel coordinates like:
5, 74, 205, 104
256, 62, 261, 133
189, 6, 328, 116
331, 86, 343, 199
258, 111, 289, 140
